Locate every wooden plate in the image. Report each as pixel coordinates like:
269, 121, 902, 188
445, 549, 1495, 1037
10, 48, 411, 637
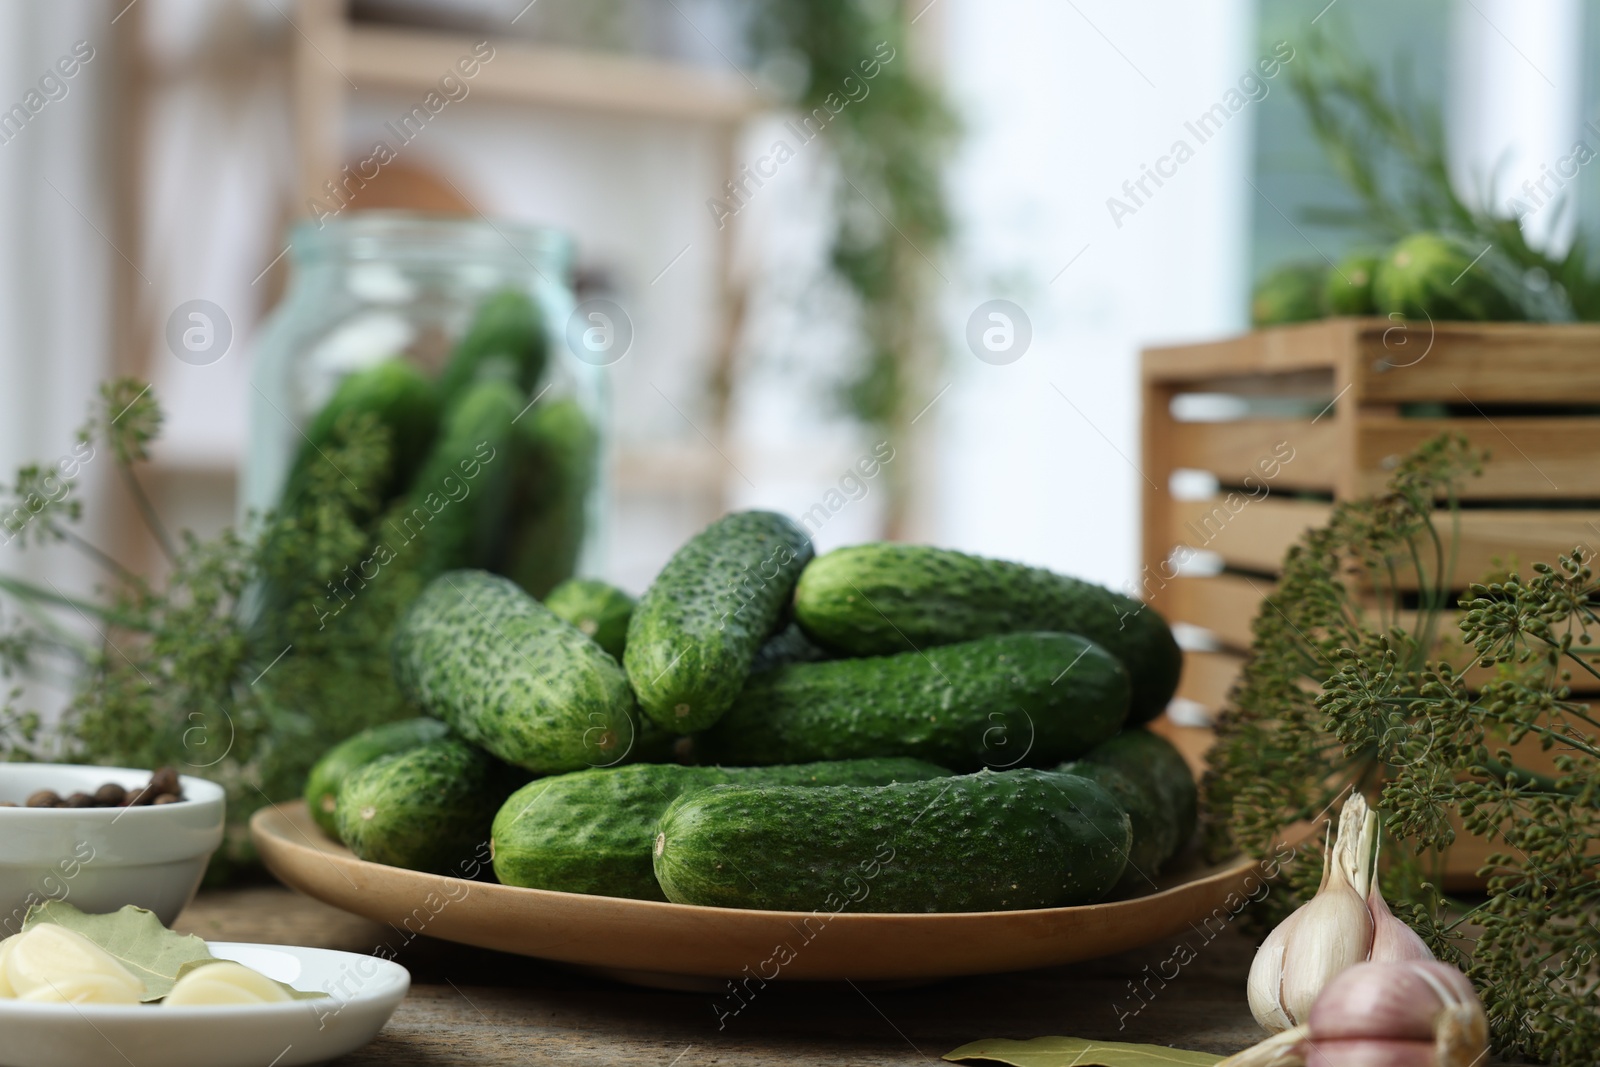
252, 801, 1260, 986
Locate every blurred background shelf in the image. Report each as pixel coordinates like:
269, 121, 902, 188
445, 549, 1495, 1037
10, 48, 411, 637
342, 25, 763, 122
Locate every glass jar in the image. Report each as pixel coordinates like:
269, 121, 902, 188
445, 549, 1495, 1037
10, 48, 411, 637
245, 212, 603, 596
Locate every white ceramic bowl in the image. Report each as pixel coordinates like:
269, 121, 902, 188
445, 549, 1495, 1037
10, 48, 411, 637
0, 941, 410, 1067
0, 765, 225, 934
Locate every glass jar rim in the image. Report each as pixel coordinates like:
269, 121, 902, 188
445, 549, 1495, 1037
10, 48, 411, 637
287, 211, 572, 270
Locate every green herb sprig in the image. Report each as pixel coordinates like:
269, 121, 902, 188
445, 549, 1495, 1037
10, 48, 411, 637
1204, 433, 1600, 1061
0, 380, 415, 876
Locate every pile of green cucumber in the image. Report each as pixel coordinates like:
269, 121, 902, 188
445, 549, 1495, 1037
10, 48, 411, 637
304, 510, 1197, 913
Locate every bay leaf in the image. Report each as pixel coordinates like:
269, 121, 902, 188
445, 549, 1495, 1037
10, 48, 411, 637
945, 1037, 1223, 1067
22, 901, 213, 1002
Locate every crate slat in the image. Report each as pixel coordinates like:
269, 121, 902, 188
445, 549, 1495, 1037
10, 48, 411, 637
1176, 649, 1246, 711
1167, 499, 1600, 589
1355, 324, 1600, 404
1356, 416, 1600, 499
1166, 575, 1267, 650
1167, 498, 1332, 575
1143, 319, 1353, 380
1170, 419, 1338, 492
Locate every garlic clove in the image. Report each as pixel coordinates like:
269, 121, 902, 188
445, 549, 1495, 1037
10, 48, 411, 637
1273, 877, 1374, 1029
1247, 921, 1297, 1032
16, 972, 143, 1005
3, 925, 144, 1001
1365, 842, 1433, 966
164, 961, 293, 1006
1307, 961, 1488, 1067
1307, 961, 1445, 1042
1302, 1038, 1437, 1067
0, 935, 17, 998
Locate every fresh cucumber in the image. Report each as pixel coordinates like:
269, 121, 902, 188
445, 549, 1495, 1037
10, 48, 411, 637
625, 511, 814, 734
793, 543, 1181, 724
653, 768, 1131, 912
491, 758, 948, 900
280, 359, 439, 516
503, 397, 599, 599
1056, 762, 1162, 897
1078, 728, 1197, 855
690, 632, 1129, 771
437, 288, 548, 407
392, 570, 638, 773
542, 579, 633, 661
749, 622, 831, 673
335, 736, 527, 874
376, 377, 520, 578
304, 717, 450, 837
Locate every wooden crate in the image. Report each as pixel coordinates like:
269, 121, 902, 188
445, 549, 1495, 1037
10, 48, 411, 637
1142, 319, 1600, 887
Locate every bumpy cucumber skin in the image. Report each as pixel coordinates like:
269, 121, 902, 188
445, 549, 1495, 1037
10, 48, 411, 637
491, 758, 947, 900
1057, 762, 1166, 896
378, 378, 520, 579
393, 570, 640, 773
749, 622, 831, 673
653, 768, 1131, 912
305, 717, 451, 837
543, 578, 634, 660
335, 737, 528, 874
793, 543, 1181, 725
691, 632, 1129, 772
625, 511, 814, 734
1078, 728, 1197, 853
504, 398, 599, 599
437, 288, 548, 407
283, 359, 440, 514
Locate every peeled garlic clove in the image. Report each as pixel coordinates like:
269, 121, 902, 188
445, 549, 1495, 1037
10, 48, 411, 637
1303, 1038, 1436, 1067
0, 935, 17, 998
164, 961, 292, 1006
3, 925, 144, 1001
17, 972, 143, 1005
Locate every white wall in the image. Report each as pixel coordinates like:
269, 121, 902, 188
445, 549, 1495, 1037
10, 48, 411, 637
1447, 0, 1584, 253
930, 0, 1256, 590
0, 0, 116, 727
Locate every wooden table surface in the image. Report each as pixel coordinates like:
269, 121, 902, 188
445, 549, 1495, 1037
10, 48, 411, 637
175, 885, 1266, 1066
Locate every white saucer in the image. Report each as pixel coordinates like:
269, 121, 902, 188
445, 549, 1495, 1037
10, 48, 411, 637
0, 941, 409, 1067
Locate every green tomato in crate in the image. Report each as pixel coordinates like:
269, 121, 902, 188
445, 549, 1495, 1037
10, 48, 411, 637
1251, 261, 1328, 326
1372, 232, 1524, 322
1323, 253, 1379, 316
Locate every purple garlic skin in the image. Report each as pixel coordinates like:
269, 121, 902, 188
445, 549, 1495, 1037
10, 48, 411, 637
1365, 880, 1434, 966
1308, 961, 1489, 1067
1303, 1039, 1436, 1067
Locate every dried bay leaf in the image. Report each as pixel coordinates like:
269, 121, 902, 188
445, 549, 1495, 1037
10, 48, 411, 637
945, 1037, 1223, 1067
22, 901, 213, 1001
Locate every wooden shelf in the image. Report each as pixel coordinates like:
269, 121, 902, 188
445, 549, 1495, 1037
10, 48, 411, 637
343, 25, 766, 123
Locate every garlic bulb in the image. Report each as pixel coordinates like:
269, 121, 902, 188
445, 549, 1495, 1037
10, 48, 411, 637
1248, 794, 1377, 1031
1222, 960, 1490, 1067
164, 961, 292, 1006
0, 925, 145, 1003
